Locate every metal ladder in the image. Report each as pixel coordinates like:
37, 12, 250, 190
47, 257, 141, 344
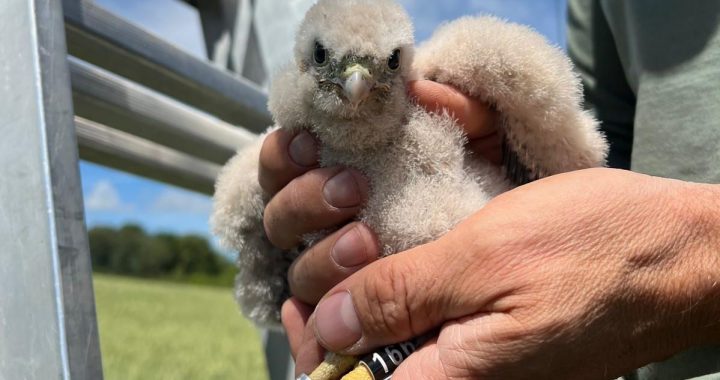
0, 0, 296, 378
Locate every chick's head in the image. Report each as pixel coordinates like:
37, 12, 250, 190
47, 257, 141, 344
269, 0, 415, 151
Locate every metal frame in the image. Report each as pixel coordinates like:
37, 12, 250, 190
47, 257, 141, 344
195, 0, 268, 86
263, 330, 296, 380
0, 0, 102, 379
70, 57, 254, 166
75, 117, 222, 195
2, 0, 294, 378
62, 0, 272, 132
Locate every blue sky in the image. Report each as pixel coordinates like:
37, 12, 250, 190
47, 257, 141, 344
82, 0, 566, 245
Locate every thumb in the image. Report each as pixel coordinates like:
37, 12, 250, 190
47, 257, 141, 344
310, 223, 512, 355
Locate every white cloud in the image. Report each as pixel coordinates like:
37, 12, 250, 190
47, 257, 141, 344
151, 189, 212, 216
85, 180, 131, 212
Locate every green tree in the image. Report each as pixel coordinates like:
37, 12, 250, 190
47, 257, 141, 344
88, 226, 119, 272
87, 224, 234, 286
175, 235, 221, 275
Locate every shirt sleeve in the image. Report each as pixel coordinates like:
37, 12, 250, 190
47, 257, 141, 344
566, 0, 636, 170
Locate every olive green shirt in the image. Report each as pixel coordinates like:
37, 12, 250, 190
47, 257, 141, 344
567, 0, 720, 379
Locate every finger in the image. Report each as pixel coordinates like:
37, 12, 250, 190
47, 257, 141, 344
289, 222, 380, 305
281, 297, 314, 359
295, 315, 326, 377
309, 216, 518, 354
259, 129, 318, 195
467, 132, 503, 165
408, 80, 497, 139
264, 167, 369, 250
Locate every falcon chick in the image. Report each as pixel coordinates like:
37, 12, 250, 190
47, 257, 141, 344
212, 0, 608, 328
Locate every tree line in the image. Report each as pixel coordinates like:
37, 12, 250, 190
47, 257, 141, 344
88, 224, 235, 287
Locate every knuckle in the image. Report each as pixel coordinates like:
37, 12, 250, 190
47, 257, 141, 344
282, 180, 307, 219
287, 247, 319, 302
264, 169, 340, 250
258, 130, 295, 194
262, 206, 284, 248
285, 178, 311, 221
258, 172, 277, 195
287, 256, 303, 296
263, 201, 295, 250
360, 259, 419, 338
258, 162, 280, 196
259, 131, 282, 171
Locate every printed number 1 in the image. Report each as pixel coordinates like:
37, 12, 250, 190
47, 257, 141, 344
373, 352, 389, 373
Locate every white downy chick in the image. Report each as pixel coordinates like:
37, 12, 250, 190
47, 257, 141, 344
212, 0, 608, 328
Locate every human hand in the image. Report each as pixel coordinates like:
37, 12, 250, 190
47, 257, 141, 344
263, 81, 499, 306
284, 168, 720, 378
408, 80, 500, 164
258, 127, 379, 307
275, 80, 500, 370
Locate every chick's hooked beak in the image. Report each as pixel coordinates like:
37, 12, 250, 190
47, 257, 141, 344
342, 63, 374, 108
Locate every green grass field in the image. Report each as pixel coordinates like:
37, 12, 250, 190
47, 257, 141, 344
93, 274, 269, 380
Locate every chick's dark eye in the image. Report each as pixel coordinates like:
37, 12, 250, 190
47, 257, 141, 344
388, 49, 401, 71
313, 42, 328, 66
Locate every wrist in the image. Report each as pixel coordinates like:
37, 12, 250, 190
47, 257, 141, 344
691, 183, 720, 344
622, 179, 720, 364
667, 182, 720, 349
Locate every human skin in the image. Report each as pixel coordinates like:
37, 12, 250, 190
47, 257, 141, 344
259, 80, 720, 379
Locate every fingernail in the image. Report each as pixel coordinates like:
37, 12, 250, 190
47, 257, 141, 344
323, 170, 363, 208
315, 291, 362, 350
288, 131, 318, 167
332, 227, 369, 268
